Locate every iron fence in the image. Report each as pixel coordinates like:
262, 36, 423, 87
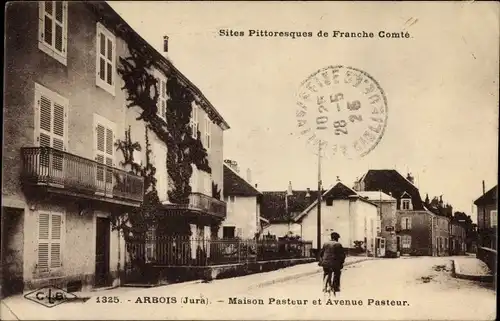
125, 236, 313, 268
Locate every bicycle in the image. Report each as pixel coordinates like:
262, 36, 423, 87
322, 267, 337, 297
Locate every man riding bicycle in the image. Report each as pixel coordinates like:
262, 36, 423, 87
319, 232, 346, 294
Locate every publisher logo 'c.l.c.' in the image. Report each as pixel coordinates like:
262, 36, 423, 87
24, 286, 77, 308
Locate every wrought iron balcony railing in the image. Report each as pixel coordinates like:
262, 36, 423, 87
188, 192, 227, 219
21, 147, 144, 203
163, 192, 227, 219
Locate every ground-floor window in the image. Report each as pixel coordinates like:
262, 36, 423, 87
37, 211, 64, 274
223, 226, 235, 239
402, 235, 411, 249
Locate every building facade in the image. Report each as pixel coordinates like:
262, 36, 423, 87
357, 191, 398, 257
293, 182, 379, 253
474, 185, 498, 250
222, 161, 261, 239
2, 1, 228, 296
354, 170, 446, 256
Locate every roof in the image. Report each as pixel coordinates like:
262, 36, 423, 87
87, 2, 230, 130
357, 191, 396, 202
260, 189, 320, 223
356, 169, 425, 210
223, 164, 261, 197
474, 185, 498, 206
294, 182, 378, 222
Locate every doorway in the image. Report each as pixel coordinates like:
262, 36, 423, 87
375, 237, 386, 257
95, 216, 111, 287
1, 207, 24, 297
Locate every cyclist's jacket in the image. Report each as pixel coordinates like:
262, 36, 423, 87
320, 240, 346, 269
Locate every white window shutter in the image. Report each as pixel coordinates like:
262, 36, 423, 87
38, 212, 50, 271
96, 124, 105, 153
50, 214, 62, 268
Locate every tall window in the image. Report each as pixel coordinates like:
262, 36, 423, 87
204, 115, 211, 150
35, 84, 68, 173
155, 71, 167, 122
38, 1, 68, 65
190, 105, 199, 139
491, 210, 497, 227
402, 235, 411, 249
96, 22, 116, 95
94, 115, 115, 193
37, 211, 63, 273
401, 217, 412, 230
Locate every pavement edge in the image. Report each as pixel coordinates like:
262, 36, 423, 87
452, 259, 494, 283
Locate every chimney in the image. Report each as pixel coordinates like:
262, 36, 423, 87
246, 168, 252, 184
286, 181, 293, 196
406, 172, 414, 184
305, 188, 311, 198
336, 176, 341, 182
255, 183, 258, 188
163, 35, 169, 53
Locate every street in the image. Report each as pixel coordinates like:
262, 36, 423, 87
2, 256, 496, 320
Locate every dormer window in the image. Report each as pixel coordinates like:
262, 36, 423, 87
400, 192, 413, 210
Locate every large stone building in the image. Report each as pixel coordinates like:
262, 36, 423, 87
2, 1, 229, 297
354, 170, 450, 256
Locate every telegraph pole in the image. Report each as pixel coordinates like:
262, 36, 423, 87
482, 180, 486, 247
316, 141, 322, 259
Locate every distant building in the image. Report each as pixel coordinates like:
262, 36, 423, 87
293, 182, 379, 253
259, 187, 316, 237
354, 170, 445, 256
474, 185, 497, 250
222, 163, 261, 239
357, 191, 397, 257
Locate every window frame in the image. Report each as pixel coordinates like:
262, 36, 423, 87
36, 210, 64, 277
401, 198, 412, 210
402, 235, 411, 249
34, 83, 69, 151
95, 22, 116, 96
190, 104, 199, 139
154, 69, 168, 122
204, 114, 211, 150
490, 210, 497, 227
38, 1, 68, 65
401, 216, 412, 230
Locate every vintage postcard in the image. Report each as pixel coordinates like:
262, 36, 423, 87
1, 1, 498, 320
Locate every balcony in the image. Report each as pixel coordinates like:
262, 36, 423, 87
21, 147, 144, 206
163, 192, 227, 219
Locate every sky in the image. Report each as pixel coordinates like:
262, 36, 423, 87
108, 1, 499, 218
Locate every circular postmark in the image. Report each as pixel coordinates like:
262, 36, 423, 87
295, 65, 388, 159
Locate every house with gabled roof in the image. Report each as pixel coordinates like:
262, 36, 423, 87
259, 186, 319, 238
222, 161, 262, 239
293, 182, 379, 252
260, 181, 380, 253
354, 169, 450, 256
